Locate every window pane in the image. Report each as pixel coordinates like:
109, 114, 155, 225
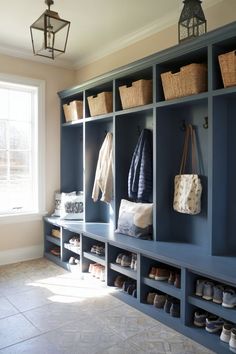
0, 88, 8, 119
0, 151, 7, 180
9, 90, 32, 122
0, 78, 40, 216
0, 120, 7, 149
0, 180, 34, 213
10, 180, 34, 211
9, 151, 30, 180
9, 121, 31, 150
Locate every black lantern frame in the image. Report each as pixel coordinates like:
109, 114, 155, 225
30, 0, 70, 59
178, 0, 207, 43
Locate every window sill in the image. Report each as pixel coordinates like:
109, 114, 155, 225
0, 211, 47, 224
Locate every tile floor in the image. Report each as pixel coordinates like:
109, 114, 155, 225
0, 258, 215, 354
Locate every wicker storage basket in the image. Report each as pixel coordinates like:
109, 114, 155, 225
161, 63, 207, 100
87, 92, 113, 116
218, 50, 236, 88
63, 100, 83, 122
119, 79, 152, 109
51, 229, 61, 238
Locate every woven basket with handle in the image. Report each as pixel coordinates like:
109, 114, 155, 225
161, 63, 207, 100
119, 79, 152, 109
87, 92, 113, 116
218, 50, 236, 88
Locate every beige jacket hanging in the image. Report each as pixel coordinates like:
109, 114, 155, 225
92, 132, 113, 204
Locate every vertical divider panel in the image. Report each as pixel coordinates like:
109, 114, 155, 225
83, 91, 86, 222
136, 253, 141, 302
207, 44, 213, 93
152, 65, 157, 241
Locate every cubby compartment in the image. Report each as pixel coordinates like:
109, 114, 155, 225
82, 236, 106, 266
85, 81, 113, 118
156, 47, 208, 102
61, 124, 83, 197
155, 99, 209, 250
44, 221, 61, 247
115, 67, 153, 111
84, 117, 114, 223
141, 282, 181, 320
211, 95, 236, 255
110, 270, 137, 299
186, 304, 235, 354
108, 245, 138, 280
61, 229, 80, 269
61, 91, 84, 124
212, 36, 236, 91
114, 110, 153, 226
44, 220, 62, 262
141, 255, 181, 299
187, 270, 236, 325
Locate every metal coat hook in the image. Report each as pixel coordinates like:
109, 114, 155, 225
203, 117, 208, 129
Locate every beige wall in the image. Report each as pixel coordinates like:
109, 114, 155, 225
75, 0, 236, 84
0, 54, 75, 262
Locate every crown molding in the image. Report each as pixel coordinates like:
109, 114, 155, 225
0, 44, 74, 70
74, 0, 224, 70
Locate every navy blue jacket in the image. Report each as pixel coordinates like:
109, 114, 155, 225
128, 129, 153, 202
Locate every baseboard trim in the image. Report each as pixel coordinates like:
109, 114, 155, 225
0, 245, 44, 266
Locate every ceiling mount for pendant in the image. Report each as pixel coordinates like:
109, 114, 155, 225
30, 0, 70, 60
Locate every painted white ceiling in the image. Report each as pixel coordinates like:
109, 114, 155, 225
0, 0, 222, 69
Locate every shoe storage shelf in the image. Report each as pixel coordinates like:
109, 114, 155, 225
44, 21, 236, 354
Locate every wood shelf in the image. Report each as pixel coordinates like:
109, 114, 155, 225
46, 235, 61, 247
143, 277, 181, 299
83, 251, 106, 266
188, 295, 236, 324
109, 263, 137, 280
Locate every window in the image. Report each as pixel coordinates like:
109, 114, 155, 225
0, 74, 45, 218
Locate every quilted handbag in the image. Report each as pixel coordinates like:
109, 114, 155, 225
173, 124, 202, 215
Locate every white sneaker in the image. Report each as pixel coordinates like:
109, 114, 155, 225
68, 256, 75, 264
220, 324, 233, 343
229, 328, 236, 353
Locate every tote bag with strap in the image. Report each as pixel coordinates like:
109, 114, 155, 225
173, 124, 202, 215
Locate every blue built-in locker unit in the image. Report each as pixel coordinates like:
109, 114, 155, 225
44, 21, 236, 354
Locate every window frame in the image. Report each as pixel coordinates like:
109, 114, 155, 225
0, 73, 46, 224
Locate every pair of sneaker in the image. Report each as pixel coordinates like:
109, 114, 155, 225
122, 280, 136, 297
196, 279, 236, 308
193, 311, 224, 333
50, 247, 60, 257
148, 292, 180, 317
114, 275, 126, 288
148, 266, 169, 281
88, 263, 105, 281
220, 324, 236, 352
116, 253, 137, 270
68, 256, 79, 265
69, 236, 80, 247
90, 244, 105, 256
196, 279, 223, 303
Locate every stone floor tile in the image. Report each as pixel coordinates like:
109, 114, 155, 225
0, 314, 39, 349
0, 334, 63, 354
0, 297, 18, 319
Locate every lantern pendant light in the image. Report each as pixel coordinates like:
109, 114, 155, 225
178, 0, 207, 43
30, 0, 70, 59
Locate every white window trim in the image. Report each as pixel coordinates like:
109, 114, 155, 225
0, 73, 46, 224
